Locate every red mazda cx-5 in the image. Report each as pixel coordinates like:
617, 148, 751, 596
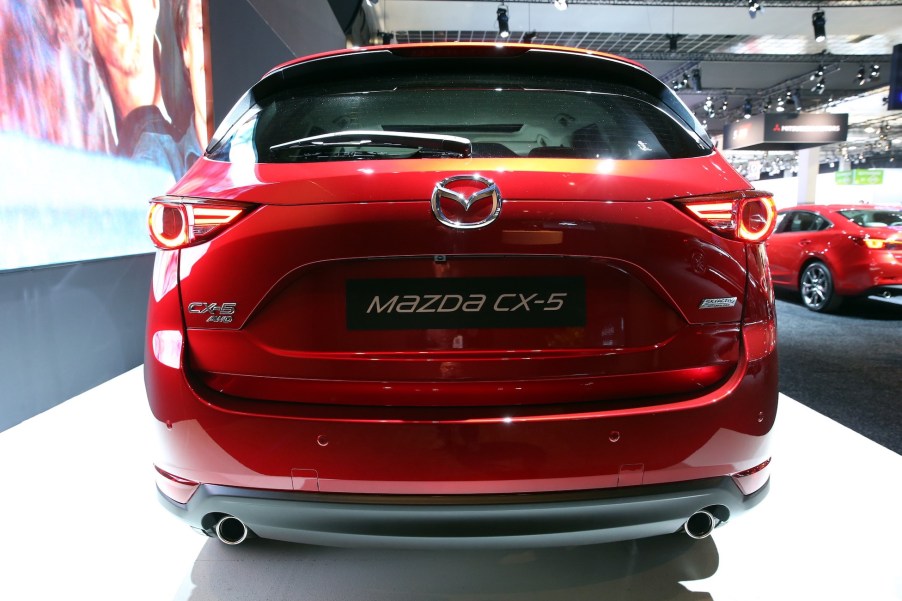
145, 43, 778, 547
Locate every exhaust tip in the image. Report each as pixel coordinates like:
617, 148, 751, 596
214, 515, 249, 545
683, 510, 717, 540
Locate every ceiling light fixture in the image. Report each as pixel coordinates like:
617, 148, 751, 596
748, 0, 761, 19
812, 9, 826, 43
521, 31, 537, 44
666, 34, 680, 53
743, 98, 753, 119
497, 5, 510, 39
857, 65, 867, 86
553, 0, 568, 10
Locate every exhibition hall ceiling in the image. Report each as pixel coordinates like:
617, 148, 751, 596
376, 1, 900, 121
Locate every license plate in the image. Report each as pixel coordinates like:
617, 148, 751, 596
346, 276, 586, 330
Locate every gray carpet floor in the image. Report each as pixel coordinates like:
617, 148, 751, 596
775, 290, 902, 455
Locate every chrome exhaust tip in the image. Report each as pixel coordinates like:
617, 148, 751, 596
683, 510, 717, 540
214, 515, 249, 545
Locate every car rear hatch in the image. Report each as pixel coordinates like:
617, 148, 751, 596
170, 43, 753, 409
177, 157, 750, 408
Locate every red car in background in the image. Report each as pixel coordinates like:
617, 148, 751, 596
145, 43, 777, 548
766, 204, 902, 312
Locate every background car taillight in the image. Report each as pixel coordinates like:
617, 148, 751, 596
148, 197, 255, 249
675, 192, 776, 242
850, 236, 901, 251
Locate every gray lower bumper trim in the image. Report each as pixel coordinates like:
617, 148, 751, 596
159, 477, 768, 548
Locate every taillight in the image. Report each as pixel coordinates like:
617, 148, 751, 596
148, 197, 254, 249
851, 236, 899, 250
676, 191, 776, 242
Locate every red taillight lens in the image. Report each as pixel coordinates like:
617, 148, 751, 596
738, 196, 777, 241
851, 236, 899, 250
148, 197, 253, 249
677, 192, 776, 242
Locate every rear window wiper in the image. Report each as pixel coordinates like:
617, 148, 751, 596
269, 130, 472, 161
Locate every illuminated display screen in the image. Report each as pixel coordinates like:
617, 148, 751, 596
0, 0, 210, 270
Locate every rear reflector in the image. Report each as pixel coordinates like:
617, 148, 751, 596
732, 458, 771, 496
154, 465, 200, 504
148, 197, 254, 249
676, 191, 776, 242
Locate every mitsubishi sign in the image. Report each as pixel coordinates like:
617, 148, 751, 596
723, 113, 848, 151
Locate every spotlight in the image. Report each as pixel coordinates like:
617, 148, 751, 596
380, 32, 394, 45
748, 0, 761, 18
721, 98, 729, 111
743, 98, 753, 119
790, 88, 802, 111
553, 0, 568, 10
763, 97, 772, 111
870, 64, 880, 80
857, 65, 867, 86
521, 31, 537, 44
690, 68, 702, 91
667, 34, 679, 52
497, 6, 510, 39
812, 9, 826, 43
812, 77, 826, 94
810, 65, 825, 81
776, 96, 785, 112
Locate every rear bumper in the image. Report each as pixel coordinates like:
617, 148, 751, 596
159, 476, 769, 549
868, 284, 902, 298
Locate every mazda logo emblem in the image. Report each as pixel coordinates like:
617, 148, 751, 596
431, 175, 502, 229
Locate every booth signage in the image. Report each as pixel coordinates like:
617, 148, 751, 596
836, 169, 884, 185
723, 113, 849, 151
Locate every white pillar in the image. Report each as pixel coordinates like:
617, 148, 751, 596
797, 147, 820, 204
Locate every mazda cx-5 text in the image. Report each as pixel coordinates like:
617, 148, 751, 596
145, 43, 777, 547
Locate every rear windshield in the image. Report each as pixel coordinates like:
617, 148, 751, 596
209, 73, 710, 164
838, 209, 902, 228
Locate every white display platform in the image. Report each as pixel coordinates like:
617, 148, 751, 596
1, 367, 900, 601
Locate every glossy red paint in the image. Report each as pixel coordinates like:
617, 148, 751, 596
144, 43, 777, 546
766, 203, 902, 311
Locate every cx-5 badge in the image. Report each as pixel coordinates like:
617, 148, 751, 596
431, 175, 502, 229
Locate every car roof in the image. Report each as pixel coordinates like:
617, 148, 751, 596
263, 42, 649, 77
